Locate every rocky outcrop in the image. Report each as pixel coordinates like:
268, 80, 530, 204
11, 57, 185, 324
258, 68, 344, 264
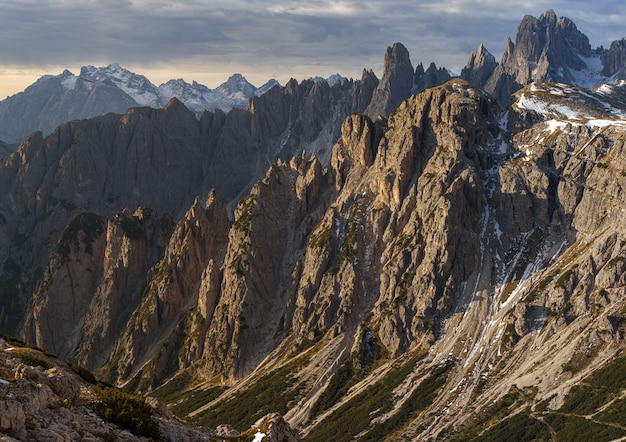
460, 43, 498, 87
413, 62, 453, 94
603, 38, 626, 78
365, 42, 415, 119
0, 69, 380, 339
101, 193, 229, 386
0, 337, 299, 441
22, 208, 173, 365
463, 10, 626, 104
0, 65, 278, 145
8, 10, 626, 442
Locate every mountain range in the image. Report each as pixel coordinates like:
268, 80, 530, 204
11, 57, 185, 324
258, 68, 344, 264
3, 9, 626, 441
0, 64, 280, 144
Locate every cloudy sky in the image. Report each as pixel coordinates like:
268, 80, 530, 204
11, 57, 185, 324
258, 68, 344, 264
1, 0, 625, 99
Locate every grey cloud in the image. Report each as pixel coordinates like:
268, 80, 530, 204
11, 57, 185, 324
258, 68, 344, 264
0, 1, 624, 85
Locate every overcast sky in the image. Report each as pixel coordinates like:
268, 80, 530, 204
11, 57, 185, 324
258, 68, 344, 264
1, 1, 625, 99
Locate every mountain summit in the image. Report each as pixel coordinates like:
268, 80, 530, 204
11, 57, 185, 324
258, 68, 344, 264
0, 65, 279, 144
5, 9, 626, 442
462, 9, 626, 103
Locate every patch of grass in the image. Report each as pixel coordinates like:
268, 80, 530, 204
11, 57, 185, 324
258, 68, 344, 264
150, 370, 197, 405
449, 385, 526, 441
193, 355, 309, 430
233, 195, 256, 233
596, 396, 626, 424
310, 329, 388, 420
93, 432, 117, 442
468, 408, 551, 442
309, 226, 331, 249
0, 333, 41, 350
11, 350, 52, 370
69, 363, 97, 384
555, 265, 578, 288
360, 360, 453, 441
170, 385, 227, 417
524, 272, 555, 303
305, 353, 427, 442
501, 320, 519, 348
559, 384, 603, 415
91, 386, 160, 439
534, 394, 556, 412
500, 280, 519, 304
53, 212, 105, 260
544, 414, 626, 441
607, 255, 624, 267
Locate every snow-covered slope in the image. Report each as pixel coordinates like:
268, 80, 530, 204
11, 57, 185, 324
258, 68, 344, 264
514, 81, 626, 127
158, 73, 280, 114
80, 63, 161, 107
0, 65, 280, 144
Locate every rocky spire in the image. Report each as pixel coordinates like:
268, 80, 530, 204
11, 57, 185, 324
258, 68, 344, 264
413, 62, 452, 94
460, 43, 498, 87
365, 42, 415, 118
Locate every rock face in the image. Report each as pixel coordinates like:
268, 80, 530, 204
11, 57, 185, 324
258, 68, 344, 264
7, 9, 626, 442
365, 42, 415, 118
0, 337, 297, 441
463, 9, 626, 104
0, 65, 279, 144
0, 41, 451, 340
460, 43, 498, 87
413, 62, 452, 94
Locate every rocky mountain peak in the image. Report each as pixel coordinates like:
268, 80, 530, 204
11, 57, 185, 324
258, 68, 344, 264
505, 9, 591, 83
461, 9, 619, 105
163, 96, 189, 113
365, 42, 415, 118
461, 43, 498, 86
603, 38, 626, 77
217, 73, 256, 97
414, 61, 452, 94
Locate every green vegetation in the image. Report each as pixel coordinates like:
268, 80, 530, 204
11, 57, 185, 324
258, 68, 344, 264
360, 360, 453, 441
193, 356, 309, 430
449, 385, 528, 441
555, 265, 578, 288
0, 333, 41, 350
53, 211, 105, 259
310, 329, 388, 419
607, 255, 624, 267
170, 385, 227, 417
305, 353, 429, 442
69, 363, 97, 384
458, 353, 626, 441
501, 320, 519, 348
559, 384, 604, 415
113, 214, 144, 240
92, 386, 160, 439
150, 370, 197, 405
233, 195, 256, 233
559, 352, 626, 416
308, 226, 331, 249
596, 396, 626, 423
544, 414, 625, 441
468, 408, 551, 442
11, 350, 52, 370
524, 272, 555, 303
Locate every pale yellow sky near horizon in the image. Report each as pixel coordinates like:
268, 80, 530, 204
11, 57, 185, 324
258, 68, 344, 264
0, 69, 265, 100
0, 64, 364, 101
